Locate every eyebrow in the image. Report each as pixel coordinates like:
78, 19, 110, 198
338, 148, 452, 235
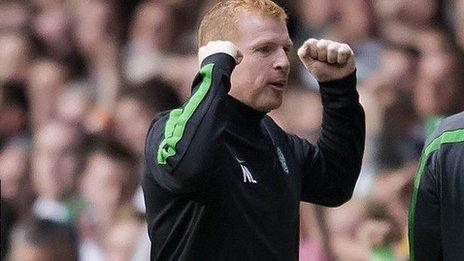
251, 39, 294, 49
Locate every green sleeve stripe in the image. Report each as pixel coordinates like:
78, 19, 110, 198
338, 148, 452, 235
408, 128, 464, 260
157, 63, 215, 165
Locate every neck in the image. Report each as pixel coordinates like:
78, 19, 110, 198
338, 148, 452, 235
225, 95, 266, 124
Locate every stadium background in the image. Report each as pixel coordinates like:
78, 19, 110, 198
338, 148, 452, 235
1, 0, 464, 260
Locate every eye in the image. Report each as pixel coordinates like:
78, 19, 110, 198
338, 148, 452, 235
255, 45, 273, 55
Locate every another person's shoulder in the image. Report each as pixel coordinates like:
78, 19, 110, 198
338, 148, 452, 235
429, 111, 464, 141
439, 111, 464, 131
424, 111, 464, 157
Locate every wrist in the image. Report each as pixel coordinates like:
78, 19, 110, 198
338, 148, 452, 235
200, 53, 237, 76
319, 70, 358, 108
198, 41, 242, 66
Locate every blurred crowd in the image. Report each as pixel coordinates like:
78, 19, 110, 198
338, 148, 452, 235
1, 0, 464, 260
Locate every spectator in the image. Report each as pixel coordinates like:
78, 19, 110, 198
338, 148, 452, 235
0, 32, 30, 83
78, 139, 138, 260
31, 120, 83, 223
113, 78, 180, 155
413, 51, 464, 132
27, 58, 67, 129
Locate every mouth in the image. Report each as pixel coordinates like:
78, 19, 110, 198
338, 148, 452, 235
269, 80, 287, 91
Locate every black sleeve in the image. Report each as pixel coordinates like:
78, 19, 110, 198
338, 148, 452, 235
298, 71, 366, 207
144, 53, 236, 193
409, 153, 442, 261
409, 120, 464, 260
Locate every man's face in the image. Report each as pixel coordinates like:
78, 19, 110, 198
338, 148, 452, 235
230, 11, 292, 112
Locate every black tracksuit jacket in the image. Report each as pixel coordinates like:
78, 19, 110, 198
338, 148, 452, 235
142, 53, 365, 260
409, 111, 464, 261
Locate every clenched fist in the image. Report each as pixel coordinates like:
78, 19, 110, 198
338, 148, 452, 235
198, 41, 243, 67
298, 39, 355, 82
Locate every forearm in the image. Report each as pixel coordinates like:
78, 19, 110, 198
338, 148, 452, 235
319, 71, 365, 199
302, 71, 365, 206
147, 53, 236, 193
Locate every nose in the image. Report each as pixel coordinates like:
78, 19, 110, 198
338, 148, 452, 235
273, 48, 290, 74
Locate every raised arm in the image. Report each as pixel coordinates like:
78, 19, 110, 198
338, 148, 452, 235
145, 41, 242, 193
296, 39, 365, 206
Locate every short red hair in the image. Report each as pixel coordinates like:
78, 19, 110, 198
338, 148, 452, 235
198, 0, 288, 47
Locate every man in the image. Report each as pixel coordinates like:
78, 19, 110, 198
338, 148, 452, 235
79, 139, 139, 261
408, 111, 464, 260
142, 0, 365, 260
32, 120, 82, 223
